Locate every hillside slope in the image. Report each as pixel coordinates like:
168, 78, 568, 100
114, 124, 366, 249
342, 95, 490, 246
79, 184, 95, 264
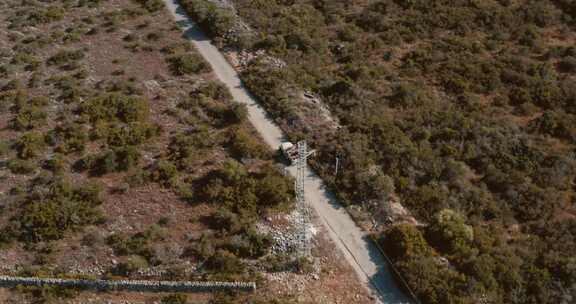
178, 0, 576, 303
0, 0, 372, 303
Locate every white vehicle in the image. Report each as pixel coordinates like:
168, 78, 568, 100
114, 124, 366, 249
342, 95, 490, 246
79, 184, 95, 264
280, 142, 315, 165
280, 142, 299, 164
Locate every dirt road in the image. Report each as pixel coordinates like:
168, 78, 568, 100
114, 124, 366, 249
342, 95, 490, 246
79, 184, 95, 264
163, 1, 412, 302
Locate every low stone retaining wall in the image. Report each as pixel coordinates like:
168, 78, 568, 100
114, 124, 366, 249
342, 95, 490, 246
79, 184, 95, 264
0, 276, 256, 293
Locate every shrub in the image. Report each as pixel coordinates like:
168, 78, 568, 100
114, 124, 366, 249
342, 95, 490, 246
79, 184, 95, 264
295, 256, 314, 274
7, 159, 36, 174
559, 56, 576, 73
80, 93, 149, 124
78, 0, 103, 8
106, 227, 163, 261
191, 80, 231, 102
390, 82, 431, 108
162, 294, 188, 304
88, 146, 141, 175
15, 6, 65, 27
403, 185, 449, 221
45, 154, 66, 175
0, 140, 10, 156
426, 209, 474, 256
15, 132, 45, 159
228, 128, 269, 159
180, 0, 236, 38
167, 129, 217, 168
12, 106, 47, 130
13, 285, 78, 303
149, 160, 179, 187
51, 123, 88, 154
113, 255, 149, 276
132, 0, 164, 12
240, 62, 294, 118
167, 54, 211, 75
254, 164, 293, 207
205, 249, 245, 274
197, 99, 242, 126
47, 49, 85, 67
382, 224, 432, 260
12, 52, 40, 70
529, 110, 576, 141
104, 122, 160, 146
14, 179, 104, 242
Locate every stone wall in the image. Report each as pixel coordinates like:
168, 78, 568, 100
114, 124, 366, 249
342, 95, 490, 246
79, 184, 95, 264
0, 276, 256, 293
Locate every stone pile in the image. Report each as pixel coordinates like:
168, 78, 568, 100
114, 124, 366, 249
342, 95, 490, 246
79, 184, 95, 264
0, 275, 256, 293
258, 209, 316, 255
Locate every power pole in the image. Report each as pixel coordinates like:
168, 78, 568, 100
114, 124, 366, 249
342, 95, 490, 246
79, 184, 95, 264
296, 141, 311, 257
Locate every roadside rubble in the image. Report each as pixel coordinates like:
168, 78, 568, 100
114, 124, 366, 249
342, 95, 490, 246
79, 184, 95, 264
257, 208, 317, 255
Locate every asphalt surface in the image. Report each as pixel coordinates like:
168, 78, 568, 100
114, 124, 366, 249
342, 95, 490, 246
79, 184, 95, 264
163, 1, 413, 302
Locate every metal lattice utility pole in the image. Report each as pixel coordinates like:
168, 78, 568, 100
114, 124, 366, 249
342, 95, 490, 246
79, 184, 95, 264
296, 140, 311, 257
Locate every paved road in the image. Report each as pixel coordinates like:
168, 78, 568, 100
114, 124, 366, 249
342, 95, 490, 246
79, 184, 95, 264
163, 1, 412, 303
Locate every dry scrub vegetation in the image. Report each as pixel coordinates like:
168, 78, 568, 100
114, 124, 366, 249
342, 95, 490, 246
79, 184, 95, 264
0, 0, 369, 303
182, 0, 576, 303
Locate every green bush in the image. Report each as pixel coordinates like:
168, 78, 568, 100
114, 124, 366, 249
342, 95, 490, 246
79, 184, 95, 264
45, 154, 66, 175
113, 255, 149, 276
51, 123, 88, 154
162, 294, 188, 304
191, 80, 231, 102
87, 146, 141, 176
7, 158, 36, 174
425, 209, 474, 256
390, 82, 431, 108
180, 0, 236, 38
12, 52, 40, 70
559, 56, 576, 73
106, 226, 164, 262
15, 132, 45, 159
106, 122, 160, 146
0, 140, 10, 156
12, 106, 47, 130
167, 53, 211, 75
167, 129, 217, 168
228, 128, 269, 159
80, 93, 149, 124
11, 6, 65, 28
382, 224, 432, 260
240, 61, 294, 119
13, 285, 78, 303
529, 110, 576, 141
12, 179, 104, 242
149, 160, 179, 187
254, 164, 293, 208
47, 49, 85, 67
133, 0, 164, 12
205, 249, 245, 274
78, 0, 103, 8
